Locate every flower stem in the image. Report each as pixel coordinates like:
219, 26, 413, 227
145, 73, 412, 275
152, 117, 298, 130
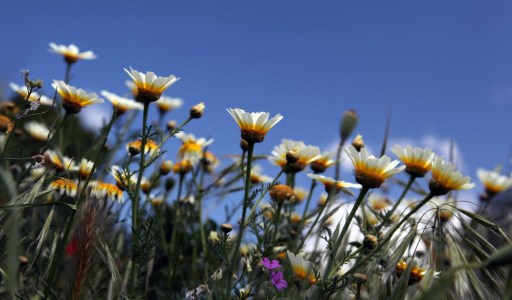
225, 142, 254, 298
323, 186, 370, 279
340, 193, 434, 280
271, 202, 284, 246
130, 100, 150, 296
387, 176, 415, 218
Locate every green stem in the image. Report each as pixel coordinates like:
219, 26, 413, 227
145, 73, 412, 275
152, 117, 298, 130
341, 193, 434, 280
334, 138, 346, 181
271, 202, 284, 246
169, 174, 185, 257
244, 168, 284, 226
43, 110, 116, 300
130, 100, 150, 296
323, 186, 370, 279
225, 142, 254, 298
297, 189, 335, 251
384, 176, 415, 225
299, 179, 317, 229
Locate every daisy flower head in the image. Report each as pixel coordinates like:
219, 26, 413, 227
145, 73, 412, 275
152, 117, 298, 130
249, 165, 273, 184
476, 168, 512, 197
126, 139, 159, 157
101, 90, 143, 115
44, 150, 78, 172
307, 174, 362, 194
24, 121, 50, 142
391, 145, 433, 178
310, 151, 335, 173
345, 145, 405, 189
270, 139, 321, 173
110, 165, 136, 190
124, 67, 179, 103
269, 184, 295, 203
227, 108, 283, 144
429, 156, 474, 196
49, 178, 78, 198
175, 132, 213, 164
9, 82, 53, 105
172, 159, 194, 175
368, 194, 392, 211
395, 258, 431, 285
49, 43, 96, 64
202, 151, 220, 172
155, 96, 183, 113
89, 181, 124, 203
287, 251, 316, 284
52, 80, 103, 114
78, 158, 94, 180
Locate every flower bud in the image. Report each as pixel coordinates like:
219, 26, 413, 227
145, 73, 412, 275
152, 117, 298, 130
340, 109, 358, 141
351, 134, 365, 152
166, 120, 177, 131
363, 234, 378, 250
160, 160, 173, 175
221, 223, 233, 233
286, 147, 300, 164
190, 102, 205, 119
240, 139, 249, 152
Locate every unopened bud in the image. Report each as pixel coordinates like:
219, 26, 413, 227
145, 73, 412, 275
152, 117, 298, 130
190, 102, 205, 119
221, 223, 233, 233
240, 139, 249, 152
160, 160, 173, 175
286, 147, 300, 164
166, 120, 177, 131
351, 134, 365, 152
363, 234, 378, 250
208, 231, 220, 244
340, 109, 358, 141
141, 178, 152, 194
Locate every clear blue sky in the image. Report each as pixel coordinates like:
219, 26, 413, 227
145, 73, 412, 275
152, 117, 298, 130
1, 0, 511, 201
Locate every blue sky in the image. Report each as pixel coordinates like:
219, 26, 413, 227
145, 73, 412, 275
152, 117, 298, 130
1, 0, 511, 204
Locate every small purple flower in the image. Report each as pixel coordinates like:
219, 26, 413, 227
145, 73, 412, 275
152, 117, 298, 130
261, 257, 281, 270
270, 271, 288, 291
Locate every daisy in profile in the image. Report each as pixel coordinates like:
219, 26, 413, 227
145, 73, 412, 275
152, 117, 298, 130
110, 165, 136, 190
476, 168, 512, 197
345, 145, 405, 189
368, 194, 392, 211
202, 151, 220, 172
395, 258, 436, 285
52, 80, 103, 114
89, 181, 124, 203
429, 156, 474, 196
126, 139, 159, 157
44, 150, 78, 172
101, 90, 143, 115
307, 174, 362, 194
49, 178, 78, 197
9, 82, 53, 106
175, 132, 213, 164
124, 67, 179, 103
155, 96, 183, 114
249, 165, 273, 184
78, 158, 94, 180
310, 151, 335, 173
391, 145, 433, 178
227, 108, 283, 144
49, 43, 96, 64
270, 139, 321, 173
24, 121, 51, 142
287, 251, 317, 285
